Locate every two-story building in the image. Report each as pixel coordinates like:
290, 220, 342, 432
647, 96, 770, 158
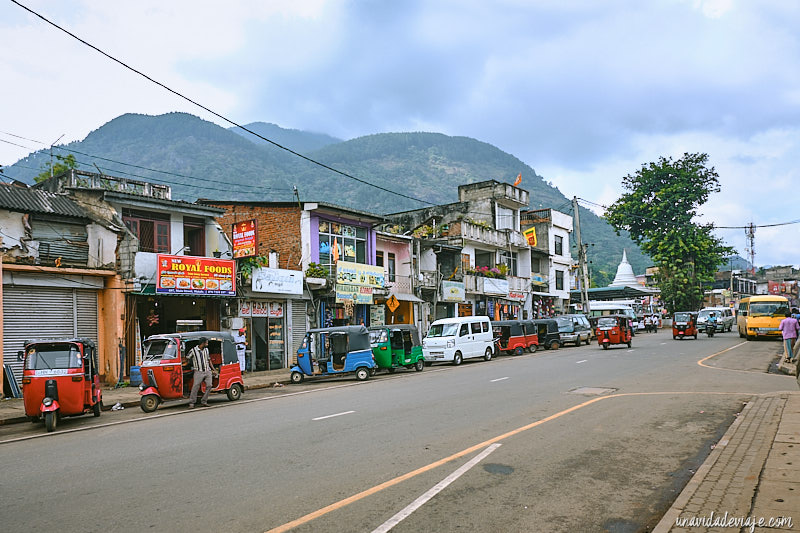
386, 180, 532, 327
1, 182, 125, 387
521, 208, 574, 316
373, 231, 423, 327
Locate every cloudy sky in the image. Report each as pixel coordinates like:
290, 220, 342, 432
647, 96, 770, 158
1, 0, 798, 267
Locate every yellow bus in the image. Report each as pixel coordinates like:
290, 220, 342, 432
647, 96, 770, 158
737, 295, 790, 340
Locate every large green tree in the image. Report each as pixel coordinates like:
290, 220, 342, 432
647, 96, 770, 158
34, 153, 77, 183
605, 153, 734, 313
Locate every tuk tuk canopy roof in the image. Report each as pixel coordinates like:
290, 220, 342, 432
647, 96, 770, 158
24, 337, 96, 349
306, 325, 371, 352
368, 324, 421, 346
145, 331, 235, 343
491, 320, 525, 335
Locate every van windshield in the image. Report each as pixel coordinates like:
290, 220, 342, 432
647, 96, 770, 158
25, 343, 82, 370
143, 339, 178, 360
427, 323, 460, 337
750, 302, 790, 317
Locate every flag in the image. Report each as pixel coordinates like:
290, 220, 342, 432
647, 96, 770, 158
523, 226, 537, 247
513, 173, 522, 186
332, 237, 339, 263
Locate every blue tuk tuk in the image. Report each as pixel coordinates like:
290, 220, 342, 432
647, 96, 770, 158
290, 326, 376, 383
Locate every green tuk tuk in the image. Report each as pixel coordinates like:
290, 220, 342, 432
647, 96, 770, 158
369, 325, 425, 373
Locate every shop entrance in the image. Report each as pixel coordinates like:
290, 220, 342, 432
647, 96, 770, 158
252, 316, 285, 371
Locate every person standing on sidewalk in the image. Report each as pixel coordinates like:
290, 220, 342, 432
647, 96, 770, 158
188, 337, 215, 408
779, 311, 800, 364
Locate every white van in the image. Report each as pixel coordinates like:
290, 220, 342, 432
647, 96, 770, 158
422, 316, 495, 365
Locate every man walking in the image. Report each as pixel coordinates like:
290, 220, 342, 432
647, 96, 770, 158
779, 311, 800, 364
188, 337, 214, 408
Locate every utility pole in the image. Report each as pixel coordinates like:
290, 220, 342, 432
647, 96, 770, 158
572, 197, 591, 315
49, 134, 65, 178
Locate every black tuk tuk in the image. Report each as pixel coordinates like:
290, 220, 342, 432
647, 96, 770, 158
532, 319, 561, 350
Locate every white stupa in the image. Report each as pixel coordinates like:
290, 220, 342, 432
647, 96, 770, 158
609, 250, 639, 287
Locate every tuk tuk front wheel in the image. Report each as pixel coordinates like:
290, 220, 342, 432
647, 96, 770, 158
414, 360, 424, 372
226, 383, 243, 401
92, 400, 102, 417
140, 394, 160, 413
44, 411, 57, 432
355, 367, 370, 381
290, 371, 304, 384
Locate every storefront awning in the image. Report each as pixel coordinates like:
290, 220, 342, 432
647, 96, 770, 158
531, 291, 560, 298
390, 292, 424, 303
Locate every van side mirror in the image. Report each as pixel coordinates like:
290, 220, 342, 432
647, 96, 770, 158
17, 350, 24, 361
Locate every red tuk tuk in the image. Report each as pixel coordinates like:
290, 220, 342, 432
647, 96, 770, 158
138, 331, 244, 412
672, 312, 698, 340
492, 320, 537, 355
595, 315, 633, 349
19, 338, 103, 432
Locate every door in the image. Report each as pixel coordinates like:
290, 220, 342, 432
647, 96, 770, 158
456, 323, 472, 358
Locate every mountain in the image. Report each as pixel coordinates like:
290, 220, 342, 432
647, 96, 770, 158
3, 112, 650, 281
230, 122, 342, 153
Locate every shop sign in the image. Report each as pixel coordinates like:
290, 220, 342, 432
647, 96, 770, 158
252, 267, 303, 295
458, 303, 473, 317
508, 291, 526, 301
483, 277, 509, 296
370, 305, 385, 325
441, 280, 465, 302
232, 219, 257, 258
531, 274, 546, 286
156, 254, 236, 296
336, 261, 384, 288
238, 300, 284, 318
336, 283, 374, 304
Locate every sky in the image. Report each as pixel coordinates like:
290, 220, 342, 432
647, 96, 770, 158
1, 0, 798, 267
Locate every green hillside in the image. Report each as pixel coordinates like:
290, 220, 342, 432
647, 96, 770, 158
230, 122, 342, 153
4, 112, 650, 281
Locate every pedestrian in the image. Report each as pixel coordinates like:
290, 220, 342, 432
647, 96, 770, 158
188, 337, 215, 408
778, 311, 800, 364
233, 328, 247, 372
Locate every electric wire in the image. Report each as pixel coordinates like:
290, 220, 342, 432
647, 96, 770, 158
9, 0, 436, 207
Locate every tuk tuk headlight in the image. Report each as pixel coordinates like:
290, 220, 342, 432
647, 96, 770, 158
42, 397, 53, 407
446, 339, 455, 348
138, 383, 145, 391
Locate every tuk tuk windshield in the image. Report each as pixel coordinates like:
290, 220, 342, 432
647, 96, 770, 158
427, 323, 459, 337
674, 313, 692, 323
597, 317, 617, 329
25, 343, 82, 370
556, 317, 574, 333
750, 302, 790, 317
369, 329, 388, 346
143, 339, 178, 361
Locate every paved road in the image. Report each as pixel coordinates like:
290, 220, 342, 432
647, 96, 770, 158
0, 331, 793, 532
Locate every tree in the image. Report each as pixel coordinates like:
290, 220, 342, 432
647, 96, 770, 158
34, 153, 77, 183
605, 153, 734, 314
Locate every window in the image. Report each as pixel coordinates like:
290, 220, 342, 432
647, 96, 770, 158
388, 253, 396, 282
461, 254, 471, 276
496, 205, 515, 230
376, 251, 384, 267
317, 219, 368, 271
555, 269, 564, 291
471, 322, 482, 334
123, 209, 170, 253
499, 251, 518, 276
530, 257, 540, 273
459, 324, 470, 336
183, 217, 205, 256
555, 235, 564, 256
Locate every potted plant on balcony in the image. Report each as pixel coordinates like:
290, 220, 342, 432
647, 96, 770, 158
305, 262, 329, 288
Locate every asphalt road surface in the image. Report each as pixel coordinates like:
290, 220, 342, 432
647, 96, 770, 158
0, 330, 792, 533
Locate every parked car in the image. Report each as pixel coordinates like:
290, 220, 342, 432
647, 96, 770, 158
556, 315, 592, 346
423, 316, 495, 365
697, 307, 734, 332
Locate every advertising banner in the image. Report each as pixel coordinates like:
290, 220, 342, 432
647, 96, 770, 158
483, 277, 509, 296
336, 261, 385, 288
156, 254, 236, 296
441, 280, 465, 302
508, 290, 526, 301
336, 283, 374, 304
370, 305, 385, 325
252, 267, 303, 295
232, 219, 257, 258
238, 300, 284, 318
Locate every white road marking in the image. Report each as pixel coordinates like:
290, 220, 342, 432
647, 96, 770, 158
312, 410, 355, 421
576, 360, 588, 364
660, 342, 667, 345
490, 377, 510, 382
371, 443, 502, 533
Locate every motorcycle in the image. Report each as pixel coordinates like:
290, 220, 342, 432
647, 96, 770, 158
706, 322, 716, 337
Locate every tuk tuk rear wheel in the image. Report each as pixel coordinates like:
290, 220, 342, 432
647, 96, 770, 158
529, 344, 538, 353
140, 394, 160, 413
514, 347, 524, 356
414, 360, 424, 372
93, 400, 102, 417
44, 411, 57, 432
602, 343, 609, 350
226, 383, 243, 401
387, 367, 396, 374
550, 340, 559, 350
290, 371, 304, 384
355, 367, 370, 381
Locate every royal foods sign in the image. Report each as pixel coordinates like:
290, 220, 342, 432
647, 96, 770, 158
156, 254, 236, 296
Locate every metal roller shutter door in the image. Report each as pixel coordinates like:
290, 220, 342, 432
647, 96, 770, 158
290, 300, 307, 365
2, 287, 97, 387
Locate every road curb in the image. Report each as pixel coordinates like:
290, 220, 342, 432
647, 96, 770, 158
650, 395, 764, 533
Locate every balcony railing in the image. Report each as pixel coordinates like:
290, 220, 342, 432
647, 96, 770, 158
419, 270, 439, 289
449, 221, 528, 249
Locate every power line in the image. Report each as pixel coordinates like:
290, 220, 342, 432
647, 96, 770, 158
10, 0, 436, 207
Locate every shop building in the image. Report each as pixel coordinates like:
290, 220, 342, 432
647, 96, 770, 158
1, 182, 124, 387
521, 208, 574, 316
386, 180, 532, 323
201, 200, 385, 366
373, 231, 423, 328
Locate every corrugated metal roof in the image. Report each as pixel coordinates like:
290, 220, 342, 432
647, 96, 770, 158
0, 184, 88, 219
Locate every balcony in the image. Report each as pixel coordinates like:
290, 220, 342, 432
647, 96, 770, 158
384, 273, 414, 294
448, 221, 528, 249
419, 270, 439, 290
507, 275, 530, 292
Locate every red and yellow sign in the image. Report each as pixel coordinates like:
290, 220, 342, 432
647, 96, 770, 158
156, 254, 236, 296
232, 219, 257, 258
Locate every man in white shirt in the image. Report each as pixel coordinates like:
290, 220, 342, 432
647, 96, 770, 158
188, 337, 215, 408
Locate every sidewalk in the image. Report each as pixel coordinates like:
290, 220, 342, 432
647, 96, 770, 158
0, 368, 291, 426
654, 391, 800, 532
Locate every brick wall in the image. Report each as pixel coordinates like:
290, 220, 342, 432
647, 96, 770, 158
209, 204, 303, 271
